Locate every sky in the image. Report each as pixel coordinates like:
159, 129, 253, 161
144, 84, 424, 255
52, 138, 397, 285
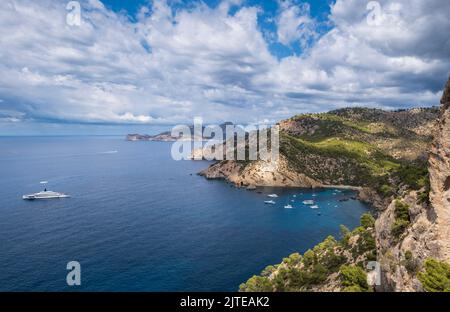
0, 0, 449, 135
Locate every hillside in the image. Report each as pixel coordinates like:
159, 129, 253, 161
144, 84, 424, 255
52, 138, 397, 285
200, 107, 438, 203
238, 78, 450, 292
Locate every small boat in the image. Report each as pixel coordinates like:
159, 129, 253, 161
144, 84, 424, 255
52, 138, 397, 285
284, 204, 293, 209
312, 194, 317, 197
310, 205, 319, 209
267, 194, 278, 198
23, 191, 70, 200
264, 200, 276, 205
293, 195, 297, 198
302, 200, 315, 205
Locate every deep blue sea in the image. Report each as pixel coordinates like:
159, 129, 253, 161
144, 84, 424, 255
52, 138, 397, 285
0, 136, 371, 291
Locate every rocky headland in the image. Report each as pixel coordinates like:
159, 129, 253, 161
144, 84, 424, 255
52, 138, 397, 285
236, 77, 450, 292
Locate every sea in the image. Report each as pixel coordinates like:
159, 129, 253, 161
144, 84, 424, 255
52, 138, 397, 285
0, 136, 371, 291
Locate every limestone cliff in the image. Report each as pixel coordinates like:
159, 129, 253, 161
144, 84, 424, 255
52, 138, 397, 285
428, 77, 450, 260
199, 156, 321, 188
375, 77, 450, 291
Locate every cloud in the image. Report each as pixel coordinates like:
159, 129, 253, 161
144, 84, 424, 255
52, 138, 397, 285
276, 0, 318, 48
0, 0, 448, 129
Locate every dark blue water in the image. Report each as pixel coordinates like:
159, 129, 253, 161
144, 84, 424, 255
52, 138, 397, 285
0, 136, 371, 291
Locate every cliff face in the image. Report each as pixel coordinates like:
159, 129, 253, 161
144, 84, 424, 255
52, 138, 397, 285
199, 155, 321, 188
375, 78, 450, 291
428, 77, 450, 260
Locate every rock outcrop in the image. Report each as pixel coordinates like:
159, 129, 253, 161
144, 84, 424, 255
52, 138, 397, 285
428, 77, 450, 260
199, 155, 322, 188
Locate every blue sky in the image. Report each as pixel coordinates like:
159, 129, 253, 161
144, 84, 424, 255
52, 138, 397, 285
0, 0, 449, 135
102, 0, 334, 58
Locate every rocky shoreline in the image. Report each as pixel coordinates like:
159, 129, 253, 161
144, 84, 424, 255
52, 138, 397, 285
236, 78, 450, 292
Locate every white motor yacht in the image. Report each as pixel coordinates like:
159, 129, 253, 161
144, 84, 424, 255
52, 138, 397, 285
264, 200, 276, 205
23, 190, 70, 200
302, 200, 315, 205
267, 194, 278, 198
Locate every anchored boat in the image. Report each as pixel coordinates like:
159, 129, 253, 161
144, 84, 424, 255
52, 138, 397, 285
22, 190, 70, 200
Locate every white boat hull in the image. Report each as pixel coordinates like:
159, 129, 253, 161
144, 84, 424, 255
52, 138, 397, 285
22, 191, 70, 200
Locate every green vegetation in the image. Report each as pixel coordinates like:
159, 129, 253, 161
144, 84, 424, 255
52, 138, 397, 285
276, 108, 434, 196
391, 200, 410, 238
239, 215, 376, 292
379, 184, 395, 197
239, 276, 273, 292
402, 250, 419, 274
418, 258, 450, 292
280, 133, 399, 188
339, 265, 370, 292
360, 213, 375, 229
394, 165, 429, 190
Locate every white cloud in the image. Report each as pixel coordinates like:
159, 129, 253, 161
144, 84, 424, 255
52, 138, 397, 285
0, 0, 448, 129
276, 1, 317, 48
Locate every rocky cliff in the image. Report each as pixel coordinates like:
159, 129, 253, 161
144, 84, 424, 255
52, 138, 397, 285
429, 78, 450, 261
374, 77, 450, 291
239, 78, 450, 292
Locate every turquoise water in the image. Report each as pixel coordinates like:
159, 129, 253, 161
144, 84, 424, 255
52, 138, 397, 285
0, 136, 371, 291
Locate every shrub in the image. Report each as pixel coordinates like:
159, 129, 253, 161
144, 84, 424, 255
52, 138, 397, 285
379, 184, 395, 197
282, 253, 302, 267
391, 200, 410, 238
303, 249, 316, 267
239, 276, 273, 292
403, 250, 419, 274
322, 252, 347, 272
339, 225, 351, 247
339, 265, 369, 291
261, 265, 276, 277
417, 190, 430, 205
418, 258, 450, 292
360, 213, 375, 229
391, 219, 410, 238
342, 285, 366, 292
394, 200, 410, 220
395, 165, 428, 190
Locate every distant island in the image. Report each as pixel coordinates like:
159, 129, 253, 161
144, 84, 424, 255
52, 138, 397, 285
126, 122, 235, 142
